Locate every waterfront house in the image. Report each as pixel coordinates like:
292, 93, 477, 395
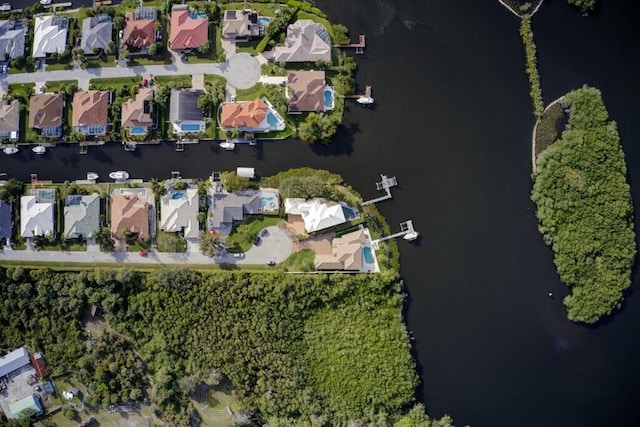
63, 194, 100, 239
0, 99, 19, 141
160, 188, 199, 238
222, 10, 265, 40
29, 93, 64, 138
273, 20, 331, 63
123, 7, 157, 53
32, 16, 68, 58
314, 229, 367, 271
0, 20, 25, 60
287, 71, 334, 113
209, 191, 261, 235
220, 98, 268, 132
20, 192, 55, 238
169, 5, 208, 51
169, 89, 205, 135
8, 395, 43, 419
72, 90, 110, 136
110, 192, 150, 239
284, 198, 347, 233
81, 14, 113, 55
121, 88, 154, 137
0, 201, 11, 241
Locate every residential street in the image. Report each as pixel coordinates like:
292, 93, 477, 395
0, 52, 262, 93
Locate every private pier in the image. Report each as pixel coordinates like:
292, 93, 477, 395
361, 174, 397, 206
371, 221, 419, 249
334, 34, 366, 54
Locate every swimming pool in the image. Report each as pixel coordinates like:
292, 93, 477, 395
171, 192, 185, 200
324, 89, 334, 109
266, 112, 281, 128
342, 206, 359, 220
259, 196, 278, 211
363, 247, 375, 264
130, 126, 146, 135
181, 123, 201, 132
259, 17, 271, 26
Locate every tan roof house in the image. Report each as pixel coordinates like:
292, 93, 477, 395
273, 19, 331, 63
314, 229, 367, 271
170, 5, 208, 50
0, 99, 19, 141
121, 88, 154, 136
29, 93, 64, 138
110, 193, 150, 239
123, 10, 156, 50
287, 70, 334, 113
72, 90, 109, 136
222, 10, 264, 39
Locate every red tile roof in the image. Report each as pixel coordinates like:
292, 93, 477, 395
220, 99, 268, 129
170, 5, 208, 50
30, 353, 48, 378
124, 13, 155, 49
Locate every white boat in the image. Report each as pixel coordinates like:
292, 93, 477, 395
32, 145, 46, 155
109, 171, 129, 181
3, 147, 18, 155
219, 141, 236, 151
0, 3, 11, 11
403, 231, 419, 241
39, 0, 52, 5
356, 97, 375, 105
86, 172, 99, 181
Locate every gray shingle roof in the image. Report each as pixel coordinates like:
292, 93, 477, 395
64, 194, 100, 239
0, 99, 19, 135
210, 191, 260, 233
0, 201, 11, 239
169, 89, 204, 122
81, 15, 113, 53
0, 21, 25, 59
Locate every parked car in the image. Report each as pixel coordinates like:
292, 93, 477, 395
259, 229, 269, 238
233, 253, 244, 258
253, 236, 261, 246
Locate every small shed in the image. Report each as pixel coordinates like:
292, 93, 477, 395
236, 167, 255, 179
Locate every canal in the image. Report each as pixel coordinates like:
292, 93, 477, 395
4, 0, 640, 425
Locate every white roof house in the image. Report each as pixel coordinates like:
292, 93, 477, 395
21, 195, 54, 237
284, 198, 347, 233
160, 188, 199, 239
33, 16, 68, 58
273, 19, 331, 63
0, 347, 30, 377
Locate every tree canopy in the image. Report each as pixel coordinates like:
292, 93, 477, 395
531, 86, 636, 323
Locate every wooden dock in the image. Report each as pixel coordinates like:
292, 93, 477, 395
44, 2, 73, 8
372, 221, 418, 249
341, 85, 374, 104
361, 174, 397, 206
334, 34, 366, 54
92, 0, 111, 6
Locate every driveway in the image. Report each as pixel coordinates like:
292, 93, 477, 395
216, 226, 293, 266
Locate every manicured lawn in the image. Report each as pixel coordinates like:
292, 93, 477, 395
89, 76, 140, 91
204, 75, 227, 86
280, 248, 315, 272
235, 83, 266, 101
46, 61, 73, 71
86, 54, 117, 68
8, 63, 35, 74
235, 39, 262, 56
156, 230, 187, 253
36, 238, 87, 252
226, 216, 281, 253
9, 83, 39, 142
8, 83, 33, 100
154, 75, 192, 88
128, 55, 172, 66
45, 80, 77, 93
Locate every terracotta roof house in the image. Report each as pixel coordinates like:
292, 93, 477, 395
169, 89, 205, 134
0, 201, 11, 240
160, 188, 199, 238
123, 7, 157, 51
32, 15, 68, 58
110, 193, 150, 239
273, 19, 331, 63
209, 191, 260, 235
0, 99, 19, 141
29, 93, 64, 138
21, 194, 55, 238
314, 229, 367, 271
72, 90, 110, 136
64, 194, 100, 239
170, 5, 208, 50
121, 88, 154, 136
0, 20, 25, 60
81, 14, 112, 54
222, 9, 264, 39
220, 98, 269, 131
287, 70, 335, 113
284, 198, 347, 233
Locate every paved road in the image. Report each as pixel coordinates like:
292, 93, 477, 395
1, 52, 261, 92
0, 226, 293, 267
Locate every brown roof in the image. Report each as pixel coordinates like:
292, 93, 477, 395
121, 88, 153, 128
220, 99, 268, 129
30, 353, 48, 378
110, 194, 150, 239
287, 71, 326, 112
314, 229, 367, 271
124, 13, 155, 48
170, 5, 208, 50
29, 93, 64, 129
72, 90, 109, 127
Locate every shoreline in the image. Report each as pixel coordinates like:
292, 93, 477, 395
497, 0, 544, 18
531, 95, 564, 173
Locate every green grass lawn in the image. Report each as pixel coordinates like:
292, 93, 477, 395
45, 80, 77, 93
86, 54, 117, 68
154, 75, 192, 88
35, 238, 87, 252
128, 55, 172, 66
235, 39, 262, 56
89, 76, 140, 91
156, 230, 187, 253
204, 75, 227, 86
225, 216, 281, 253
192, 379, 241, 427
235, 83, 267, 101
279, 248, 315, 272
8, 83, 39, 142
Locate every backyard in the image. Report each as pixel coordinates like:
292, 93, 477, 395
225, 216, 281, 253
156, 230, 187, 252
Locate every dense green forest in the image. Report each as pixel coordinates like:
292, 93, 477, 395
531, 86, 636, 323
0, 267, 446, 426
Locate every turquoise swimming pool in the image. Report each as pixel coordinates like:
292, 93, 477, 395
181, 123, 201, 132
267, 112, 281, 127
172, 192, 185, 200
363, 247, 375, 264
324, 89, 334, 109
130, 126, 146, 135
259, 17, 271, 26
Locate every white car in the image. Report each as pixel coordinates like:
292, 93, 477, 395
233, 253, 245, 258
